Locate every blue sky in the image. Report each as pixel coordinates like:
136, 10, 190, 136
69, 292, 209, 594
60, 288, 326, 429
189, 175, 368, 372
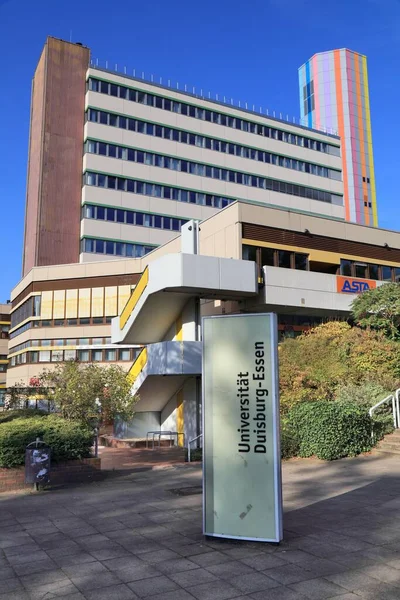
0, 0, 399, 301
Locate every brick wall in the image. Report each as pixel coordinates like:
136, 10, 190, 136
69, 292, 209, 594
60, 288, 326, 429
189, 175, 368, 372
0, 458, 102, 492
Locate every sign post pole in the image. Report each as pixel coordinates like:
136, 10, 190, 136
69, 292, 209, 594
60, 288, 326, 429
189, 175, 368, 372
202, 313, 283, 543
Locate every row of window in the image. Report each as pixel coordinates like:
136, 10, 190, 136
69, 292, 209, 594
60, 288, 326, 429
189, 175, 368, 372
340, 260, 400, 282
243, 245, 308, 271
87, 78, 341, 156
83, 204, 188, 231
86, 109, 341, 181
11, 296, 41, 329
242, 245, 400, 282
10, 347, 139, 368
10, 316, 115, 340
82, 238, 156, 258
84, 170, 342, 207
9, 336, 119, 354
85, 139, 342, 195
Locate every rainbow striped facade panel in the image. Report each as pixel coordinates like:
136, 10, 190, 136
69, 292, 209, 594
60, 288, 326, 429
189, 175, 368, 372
298, 49, 377, 227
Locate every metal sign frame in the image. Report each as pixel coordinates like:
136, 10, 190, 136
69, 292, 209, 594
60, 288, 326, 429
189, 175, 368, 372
202, 313, 283, 543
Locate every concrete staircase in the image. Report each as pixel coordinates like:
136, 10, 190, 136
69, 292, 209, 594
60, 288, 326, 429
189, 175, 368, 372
376, 429, 400, 455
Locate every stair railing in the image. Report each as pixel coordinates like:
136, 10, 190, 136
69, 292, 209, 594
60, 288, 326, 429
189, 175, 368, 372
369, 394, 397, 439
188, 434, 202, 463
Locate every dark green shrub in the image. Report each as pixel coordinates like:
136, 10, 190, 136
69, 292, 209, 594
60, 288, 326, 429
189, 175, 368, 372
0, 409, 47, 425
280, 419, 300, 459
288, 401, 374, 460
186, 448, 202, 462
0, 415, 94, 468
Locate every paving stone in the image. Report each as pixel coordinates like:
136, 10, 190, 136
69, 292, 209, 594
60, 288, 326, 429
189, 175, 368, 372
71, 571, 122, 592
187, 580, 243, 600
169, 567, 218, 587
84, 583, 139, 600
190, 551, 232, 567
61, 560, 108, 577
325, 569, 384, 591
14, 558, 58, 577
7, 551, 49, 566
250, 586, 309, 600
206, 559, 255, 579
0, 591, 30, 600
230, 571, 281, 593
144, 591, 195, 600
115, 565, 160, 584
101, 555, 145, 572
27, 580, 80, 599
289, 577, 348, 599
241, 553, 287, 570
0, 566, 16, 579
264, 563, 315, 585
21, 570, 68, 589
127, 574, 179, 597
138, 549, 180, 564
175, 543, 213, 557
0, 577, 24, 594
156, 557, 199, 574
360, 563, 400, 585
54, 553, 97, 568
87, 545, 130, 561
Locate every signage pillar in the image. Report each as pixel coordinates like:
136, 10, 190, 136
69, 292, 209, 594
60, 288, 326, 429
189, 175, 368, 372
202, 313, 283, 542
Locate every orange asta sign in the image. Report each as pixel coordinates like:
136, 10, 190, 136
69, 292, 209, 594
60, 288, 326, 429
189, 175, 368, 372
336, 276, 377, 294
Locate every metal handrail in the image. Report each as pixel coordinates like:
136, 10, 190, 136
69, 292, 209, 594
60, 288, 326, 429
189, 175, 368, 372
188, 434, 202, 463
369, 394, 397, 432
146, 430, 184, 449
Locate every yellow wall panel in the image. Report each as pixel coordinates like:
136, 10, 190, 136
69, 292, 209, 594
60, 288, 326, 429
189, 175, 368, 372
118, 285, 131, 314
91, 287, 104, 317
105, 287, 118, 316
41, 291, 53, 320
78, 288, 91, 318
53, 290, 66, 319
65, 289, 78, 318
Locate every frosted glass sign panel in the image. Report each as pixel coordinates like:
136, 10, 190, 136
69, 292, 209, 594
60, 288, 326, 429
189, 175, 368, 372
202, 313, 282, 542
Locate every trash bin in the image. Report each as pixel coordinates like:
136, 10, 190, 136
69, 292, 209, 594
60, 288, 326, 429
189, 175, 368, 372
25, 438, 50, 489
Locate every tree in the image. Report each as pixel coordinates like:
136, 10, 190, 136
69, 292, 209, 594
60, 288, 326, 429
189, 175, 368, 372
279, 321, 400, 412
39, 361, 137, 424
351, 282, 400, 340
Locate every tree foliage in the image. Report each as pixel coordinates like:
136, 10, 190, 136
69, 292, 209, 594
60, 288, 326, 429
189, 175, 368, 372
39, 361, 137, 424
279, 321, 400, 412
351, 282, 400, 340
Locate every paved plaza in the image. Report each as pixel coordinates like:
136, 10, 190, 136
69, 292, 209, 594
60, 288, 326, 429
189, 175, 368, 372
1, 452, 400, 599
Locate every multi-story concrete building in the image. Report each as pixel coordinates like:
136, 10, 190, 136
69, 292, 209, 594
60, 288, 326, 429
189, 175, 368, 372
10, 36, 389, 439
0, 304, 11, 405
9, 200, 400, 439
299, 49, 377, 227
23, 36, 344, 277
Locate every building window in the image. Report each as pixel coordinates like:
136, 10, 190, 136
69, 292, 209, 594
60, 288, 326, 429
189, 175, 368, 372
105, 349, 116, 361
78, 350, 90, 362
88, 79, 340, 157
294, 253, 308, 271
119, 349, 131, 361
340, 259, 352, 277
354, 263, 368, 279
92, 350, 103, 362
261, 248, 275, 267
278, 250, 291, 269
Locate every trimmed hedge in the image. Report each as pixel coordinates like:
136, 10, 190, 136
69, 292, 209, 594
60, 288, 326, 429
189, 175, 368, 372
0, 414, 94, 468
288, 401, 374, 460
0, 409, 48, 425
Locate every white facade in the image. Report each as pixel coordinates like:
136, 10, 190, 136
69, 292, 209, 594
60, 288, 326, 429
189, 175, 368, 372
80, 67, 344, 263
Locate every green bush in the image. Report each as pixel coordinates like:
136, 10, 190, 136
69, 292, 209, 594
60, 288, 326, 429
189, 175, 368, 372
0, 409, 47, 425
280, 418, 300, 459
288, 401, 374, 460
0, 414, 94, 468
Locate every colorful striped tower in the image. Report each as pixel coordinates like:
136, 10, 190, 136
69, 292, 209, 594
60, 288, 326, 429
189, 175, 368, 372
299, 49, 377, 227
